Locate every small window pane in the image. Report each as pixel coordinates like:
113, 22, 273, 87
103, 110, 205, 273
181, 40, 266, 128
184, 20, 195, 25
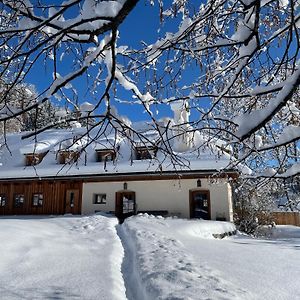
123, 196, 135, 213
70, 192, 75, 207
94, 194, 106, 204
32, 194, 43, 207
26, 154, 41, 166
96, 150, 116, 162
135, 146, 157, 160
14, 194, 25, 208
0, 194, 6, 207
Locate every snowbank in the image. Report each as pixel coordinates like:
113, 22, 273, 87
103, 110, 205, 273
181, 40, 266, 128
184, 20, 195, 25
119, 215, 242, 300
0, 215, 126, 300
0, 215, 299, 300
119, 215, 300, 300
270, 225, 300, 239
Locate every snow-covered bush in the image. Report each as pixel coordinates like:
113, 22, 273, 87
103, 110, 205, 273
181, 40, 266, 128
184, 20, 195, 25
233, 179, 276, 235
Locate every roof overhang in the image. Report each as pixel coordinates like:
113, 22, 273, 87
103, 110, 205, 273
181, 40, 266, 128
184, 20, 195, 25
0, 169, 239, 183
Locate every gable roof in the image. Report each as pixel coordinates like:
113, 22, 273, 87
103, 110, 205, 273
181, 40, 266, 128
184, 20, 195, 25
0, 123, 238, 180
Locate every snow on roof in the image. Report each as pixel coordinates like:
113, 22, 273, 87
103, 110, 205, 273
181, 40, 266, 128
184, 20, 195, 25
94, 136, 119, 150
134, 130, 160, 147
57, 136, 88, 152
0, 124, 236, 180
20, 139, 57, 154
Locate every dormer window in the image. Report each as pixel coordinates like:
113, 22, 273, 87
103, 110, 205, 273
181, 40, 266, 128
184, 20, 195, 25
135, 146, 157, 160
96, 149, 116, 162
25, 152, 47, 166
58, 150, 80, 164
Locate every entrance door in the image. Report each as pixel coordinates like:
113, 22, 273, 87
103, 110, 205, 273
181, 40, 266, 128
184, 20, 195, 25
65, 189, 79, 214
115, 191, 136, 222
190, 190, 210, 220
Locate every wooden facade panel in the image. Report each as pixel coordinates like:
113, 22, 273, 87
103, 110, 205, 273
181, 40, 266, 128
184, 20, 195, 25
0, 180, 82, 215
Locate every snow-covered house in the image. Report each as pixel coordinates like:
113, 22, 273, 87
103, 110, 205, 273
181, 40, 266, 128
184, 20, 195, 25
0, 105, 238, 221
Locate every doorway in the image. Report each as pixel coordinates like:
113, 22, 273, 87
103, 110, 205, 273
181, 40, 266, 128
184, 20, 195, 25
115, 191, 136, 222
65, 189, 79, 214
190, 190, 211, 220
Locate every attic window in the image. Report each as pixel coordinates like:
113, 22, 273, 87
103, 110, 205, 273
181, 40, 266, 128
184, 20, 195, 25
58, 150, 80, 164
135, 146, 157, 160
25, 152, 47, 166
96, 149, 116, 162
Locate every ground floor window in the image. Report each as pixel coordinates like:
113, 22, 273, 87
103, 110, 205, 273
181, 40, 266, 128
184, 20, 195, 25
14, 194, 25, 208
122, 196, 135, 214
32, 193, 43, 207
0, 194, 6, 206
94, 194, 106, 204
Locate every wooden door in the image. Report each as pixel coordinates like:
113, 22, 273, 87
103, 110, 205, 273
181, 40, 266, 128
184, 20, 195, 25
65, 189, 79, 214
190, 190, 211, 220
115, 191, 136, 222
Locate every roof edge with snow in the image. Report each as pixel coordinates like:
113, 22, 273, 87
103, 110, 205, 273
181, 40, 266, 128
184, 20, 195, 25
0, 169, 239, 182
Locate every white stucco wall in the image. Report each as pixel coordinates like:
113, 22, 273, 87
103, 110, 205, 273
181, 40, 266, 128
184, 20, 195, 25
82, 178, 233, 221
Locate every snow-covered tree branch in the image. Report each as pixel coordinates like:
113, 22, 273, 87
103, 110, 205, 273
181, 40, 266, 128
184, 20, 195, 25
0, 0, 299, 178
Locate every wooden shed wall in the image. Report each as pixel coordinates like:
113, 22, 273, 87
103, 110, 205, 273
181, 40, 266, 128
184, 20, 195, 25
0, 180, 82, 215
272, 212, 300, 227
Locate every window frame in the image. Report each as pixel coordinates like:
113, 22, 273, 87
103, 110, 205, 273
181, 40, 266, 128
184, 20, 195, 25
32, 193, 44, 207
135, 146, 157, 160
96, 149, 116, 162
14, 194, 25, 208
0, 193, 7, 207
58, 150, 80, 164
93, 194, 107, 204
25, 151, 48, 166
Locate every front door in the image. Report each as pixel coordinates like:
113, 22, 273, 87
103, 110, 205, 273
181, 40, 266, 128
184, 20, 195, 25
115, 191, 136, 222
65, 189, 79, 214
190, 190, 210, 220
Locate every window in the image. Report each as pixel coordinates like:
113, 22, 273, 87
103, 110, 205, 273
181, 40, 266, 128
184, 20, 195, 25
0, 194, 6, 206
32, 193, 43, 207
94, 194, 106, 204
135, 146, 157, 160
96, 150, 116, 162
25, 154, 40, 166
122, 195, 135, 214
14, 194, 25, 208
58, 150, 80, 164
69, 192, 75, 207
25, 151, 48, 166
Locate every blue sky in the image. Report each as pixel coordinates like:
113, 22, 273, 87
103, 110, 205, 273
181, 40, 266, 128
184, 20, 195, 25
22, 0, 210, 125
25, 1, 180, 122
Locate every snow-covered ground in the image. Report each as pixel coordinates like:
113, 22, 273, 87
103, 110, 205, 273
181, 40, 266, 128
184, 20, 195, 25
0, 214, 299, 300
120, 215, 300, 300
0, 215, 126, 300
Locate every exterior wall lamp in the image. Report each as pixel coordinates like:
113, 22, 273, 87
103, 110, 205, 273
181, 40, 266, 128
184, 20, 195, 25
197, 179, 202, 187
123, 182, 128, 190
